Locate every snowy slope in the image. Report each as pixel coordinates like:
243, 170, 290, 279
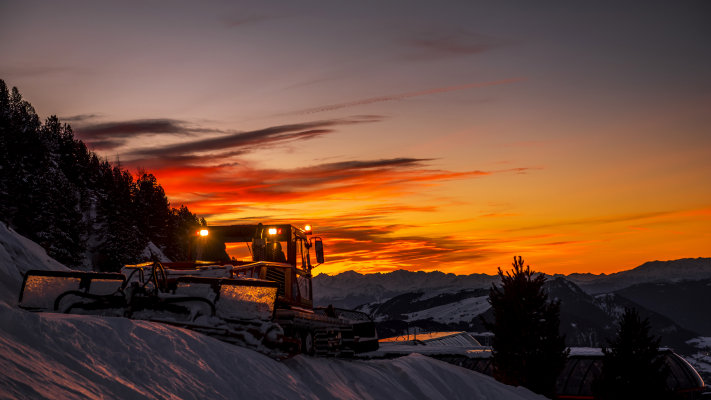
0, 223, 546, 400
0, 223, 67, 304
0, 306, 544, 400
405, 296, 490, 324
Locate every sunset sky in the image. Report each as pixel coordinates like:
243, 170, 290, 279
2, 1, 710, 275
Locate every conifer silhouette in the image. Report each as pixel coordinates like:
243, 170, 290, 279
593, 307, 670, 400
483, 256, 568, 397
0, 79, 214, 268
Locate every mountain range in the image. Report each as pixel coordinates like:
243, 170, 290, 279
313, 258, 711, 340
313, 257, 711, 309
313, 257, 711, 380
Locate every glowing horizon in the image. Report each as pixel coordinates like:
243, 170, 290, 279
2, 2, 709, 275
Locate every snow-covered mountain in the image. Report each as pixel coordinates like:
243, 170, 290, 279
566, 258, 711, 294
313, 258, 711, 309
0, 222, 547, 400
318, 264, 711, 381
313, 270, 498, 309
314, 259, 711, 359
356, 276, 699, 351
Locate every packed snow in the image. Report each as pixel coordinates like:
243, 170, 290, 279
0, 223, 67, 304
0, 223, 547, 400
405, 296, 490, 324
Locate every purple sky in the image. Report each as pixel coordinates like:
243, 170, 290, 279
2, 1, 710, 274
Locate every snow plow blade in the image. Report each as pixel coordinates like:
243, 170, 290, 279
173, 276, 280, 322
150, 276, 294, 357
18, 270, 126, 313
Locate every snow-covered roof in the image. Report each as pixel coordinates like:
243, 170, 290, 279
567, 347, 604, 356
372, 332, 491, 359
381, 331, 481, 346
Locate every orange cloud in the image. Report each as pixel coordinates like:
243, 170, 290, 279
145, 159, 531, 218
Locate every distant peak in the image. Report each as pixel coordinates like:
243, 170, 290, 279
338, 270, 363, 278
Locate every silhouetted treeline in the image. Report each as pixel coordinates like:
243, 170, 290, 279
0, 79, 216, 270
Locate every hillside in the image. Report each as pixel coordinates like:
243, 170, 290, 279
0, 222, 547, 400
615, 279, 711, 336
356, 275, 699, 352
314, 260, 711, 355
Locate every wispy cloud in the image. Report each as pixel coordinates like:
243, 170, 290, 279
404, 30, 509, 60
74, 119, 221, 150
84, 138, 128, 151
505, 211, 676, 233
232, 214, 467, 271
125, 115, 384, 165
77, 119, 215, 139
305, 221, 498, 273
280, 78, 525, 116
61, 114, 102, 123
130, 153, 536, 272
150, 157, 533, 220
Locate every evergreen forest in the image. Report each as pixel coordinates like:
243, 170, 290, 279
0, 79, 220, 271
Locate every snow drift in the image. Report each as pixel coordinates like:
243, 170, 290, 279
0, 223, 545, 400
0, 223, 67, 304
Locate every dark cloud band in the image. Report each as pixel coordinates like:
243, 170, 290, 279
126, 115, 383, 162
75, 119, 209, 140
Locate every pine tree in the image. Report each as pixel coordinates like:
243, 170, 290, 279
483, 256, 568, 397
33, 116, 85, 267
1, 81, 211, 270
134, 172, 171, 249
94, 166, 146, 271
592, 307, 671, 400
0, 80, 13, 220
0, 82, 41, 225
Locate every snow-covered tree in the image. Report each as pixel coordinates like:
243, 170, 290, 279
1, 85, 84, 266
592, 307, 670, 400
0, 81, 41, 225
483, 256, 568, 397
1, 80, 213, 270
94, 166, 147, 271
